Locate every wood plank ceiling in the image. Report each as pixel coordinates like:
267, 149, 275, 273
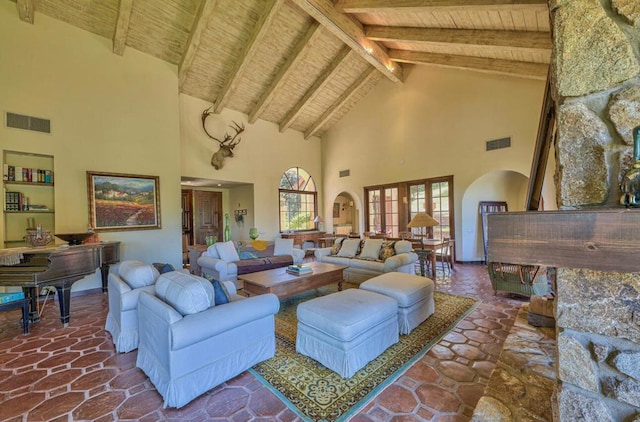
12, 0, 551, 139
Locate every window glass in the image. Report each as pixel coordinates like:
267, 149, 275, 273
279, 167, 317, 232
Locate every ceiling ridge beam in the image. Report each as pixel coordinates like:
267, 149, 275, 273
279, 47, 353, 133
305, 66, 377, 139
16, 0, 34, 24
389, 49, 548, 79
113, 0, 134, 56
336, 0, 548, 13
291, 0, 403, 83
249, 21, 323, 124
213, 0, 285, 114
365, 26, 551, 50
179, 0, 221, 89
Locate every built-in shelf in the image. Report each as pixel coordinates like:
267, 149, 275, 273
487, 208, 640, 273
3, 150, 55, 248
4, 210, 54, 214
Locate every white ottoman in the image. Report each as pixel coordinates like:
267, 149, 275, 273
360, 272, 434, 335
296, 289, 399, 378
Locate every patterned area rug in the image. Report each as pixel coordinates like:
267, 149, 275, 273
250, 283, 479, 422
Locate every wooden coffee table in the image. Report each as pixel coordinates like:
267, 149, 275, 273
238, 262, 347, 299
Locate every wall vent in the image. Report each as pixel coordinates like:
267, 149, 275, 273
339, 169, 350, 178
6, 112, 51, 134
486, 137, 511, 151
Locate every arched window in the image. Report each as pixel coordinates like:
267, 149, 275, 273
279, 167, 317, 232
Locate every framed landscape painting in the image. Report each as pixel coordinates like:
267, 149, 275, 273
87, 171, 161, 231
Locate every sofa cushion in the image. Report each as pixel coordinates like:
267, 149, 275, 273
155, 272, 215, 316
236, 255, 293, 275
337, 239, 361, 258
216, 241, 240, 262
359, 239, 384, 260
274, 238, 294, 256
394, 240, 413, 254
202, 244, 220, 259
119, 260, 159, 289
321, 255, 353, 266
379, 241, 396, 261
238, 251, 259, 260
349, 257, 385, 272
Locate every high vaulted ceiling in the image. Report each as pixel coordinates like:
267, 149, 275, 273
12, 0, 551, 139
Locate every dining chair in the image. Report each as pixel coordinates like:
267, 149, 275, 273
435, 237, 452, 278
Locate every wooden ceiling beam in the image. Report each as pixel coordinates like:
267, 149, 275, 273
249, 22, 322, 124
16, 0, 34, 24
336, 0, 548, 13
305, 66, 377, 139
291, 0, 403, 84
179, 0, 221, 89
366, 26, 551, 52
389, 49, 548, 79
213, 0, 284, 114
113, 0, 134, 56
280, 47, 353, 133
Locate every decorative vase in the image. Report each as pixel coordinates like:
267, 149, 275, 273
249, 228, 259, 240
224, 213, 231, 241
205, 234, 216, 246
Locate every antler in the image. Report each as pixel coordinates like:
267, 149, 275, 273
201, 106, 223, 143
226, 121, 245, 147
201, 108, 245, 148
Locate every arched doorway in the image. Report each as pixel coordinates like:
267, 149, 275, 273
460, 170, 529, 262
332, 192, 357, 236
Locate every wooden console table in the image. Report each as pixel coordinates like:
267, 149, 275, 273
281, 231, 326, 247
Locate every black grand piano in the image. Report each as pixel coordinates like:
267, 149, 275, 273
0, 242, 120, 327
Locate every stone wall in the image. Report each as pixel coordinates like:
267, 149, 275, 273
551, 0, 640, 420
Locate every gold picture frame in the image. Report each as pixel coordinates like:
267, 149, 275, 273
87, 171, 161, 231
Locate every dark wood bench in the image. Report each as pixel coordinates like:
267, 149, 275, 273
0, 297, 30, 335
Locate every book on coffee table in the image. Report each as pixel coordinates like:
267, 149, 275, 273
286, 264, 313, 275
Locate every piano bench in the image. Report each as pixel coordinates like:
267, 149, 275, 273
0, 298, 30, 335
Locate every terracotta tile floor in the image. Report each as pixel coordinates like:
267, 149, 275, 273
0, 263, 527, 421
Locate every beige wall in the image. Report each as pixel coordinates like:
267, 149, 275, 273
0, 3, 182, 290
179, 95, 323, 241
322, 65, 546, 261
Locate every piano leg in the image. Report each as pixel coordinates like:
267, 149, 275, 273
22, 287, 40, 323
56, 285, 72, 327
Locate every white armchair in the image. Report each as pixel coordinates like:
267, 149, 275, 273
136, 271, 280, 408
105, 260, 160, 353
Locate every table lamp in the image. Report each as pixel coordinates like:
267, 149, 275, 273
313, 215, 324, 231
407, 212, 439, 249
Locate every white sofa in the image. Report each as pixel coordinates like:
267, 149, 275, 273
197, 239, 305, 284
136, 271, 280, 408
314, 238, 418, 284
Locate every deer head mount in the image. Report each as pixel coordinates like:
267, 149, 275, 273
201, 107, 245, 170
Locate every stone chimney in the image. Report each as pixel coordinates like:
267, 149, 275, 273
550, 0, 640, 420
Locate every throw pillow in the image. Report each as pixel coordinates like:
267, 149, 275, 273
274, 238, 294, 256
118, 260, 159, 289
238, 251, 259, 260
155, 272, 215, 316
211, 279, 230, 305
215, 240, 240, 262
379, 241, 396, 261
359, 239, 384, 260
337, 239, 361, 258
331, 237, 345, 255
152, 262, 176, 274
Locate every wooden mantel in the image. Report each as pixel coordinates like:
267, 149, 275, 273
487, 208, 640, 273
